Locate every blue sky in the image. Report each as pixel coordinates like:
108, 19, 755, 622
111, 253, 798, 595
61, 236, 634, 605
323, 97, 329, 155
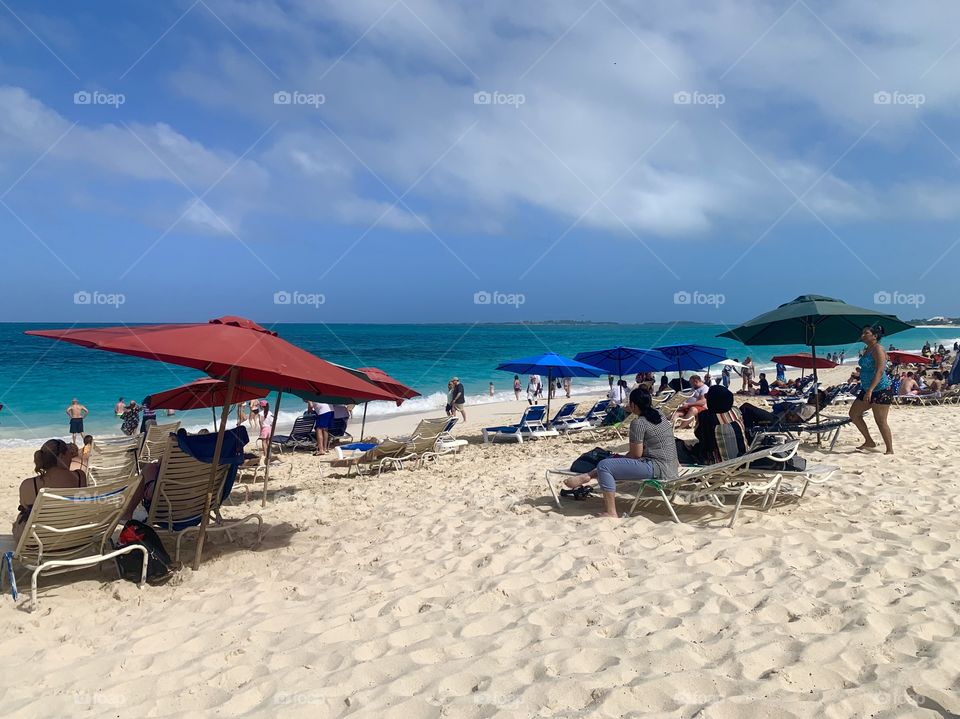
1, 1, 958, 324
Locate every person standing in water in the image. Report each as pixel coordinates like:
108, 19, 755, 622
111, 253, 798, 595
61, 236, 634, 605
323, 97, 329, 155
114, 398, 125, 417
849, 325, 894, 454
66, 399, 88, 445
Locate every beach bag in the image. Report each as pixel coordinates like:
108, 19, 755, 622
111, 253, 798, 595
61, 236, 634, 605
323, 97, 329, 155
570, 447, 613, 473
601, 405, 626, 426
114, 519, 174, 584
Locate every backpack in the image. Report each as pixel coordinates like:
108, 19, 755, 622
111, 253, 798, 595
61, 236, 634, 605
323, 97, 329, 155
601, 405, 626, 426
114, 519, 174, 584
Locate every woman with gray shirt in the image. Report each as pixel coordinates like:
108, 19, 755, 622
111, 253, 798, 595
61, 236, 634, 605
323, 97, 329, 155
563, 387, 679, 518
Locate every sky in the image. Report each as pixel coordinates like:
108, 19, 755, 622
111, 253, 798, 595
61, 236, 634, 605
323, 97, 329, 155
1, 0, 959, 324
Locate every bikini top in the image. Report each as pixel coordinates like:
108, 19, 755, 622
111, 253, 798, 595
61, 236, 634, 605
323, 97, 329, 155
15, 470, 85, 524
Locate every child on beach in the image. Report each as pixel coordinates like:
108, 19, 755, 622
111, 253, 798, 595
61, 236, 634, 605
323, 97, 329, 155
259, 400, 273, 454
81, 435, 93, 469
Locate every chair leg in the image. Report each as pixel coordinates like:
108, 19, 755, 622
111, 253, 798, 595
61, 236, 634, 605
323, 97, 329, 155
545, 471, 562, 509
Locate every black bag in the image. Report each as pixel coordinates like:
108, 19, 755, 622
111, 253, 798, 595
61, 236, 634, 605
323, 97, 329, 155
115, 519, 174, 584
750, 456, 807, 472
570, 447, 613, 473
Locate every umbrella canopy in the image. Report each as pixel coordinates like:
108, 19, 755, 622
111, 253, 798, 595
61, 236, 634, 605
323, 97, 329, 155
653, 344, 729, 373
356, 367, 420, 405
717, 295, 913, 346
26, 317, 398, 403
495, 352, 606, 420
771, 353, 837, 370
719, 296, 913, 440
355, 367, 420, 441
573, 347, 672, 377
144, 378, 268, 411
716, 359, 746, 368
26, 316, 398, 569
887, 351, 930, 366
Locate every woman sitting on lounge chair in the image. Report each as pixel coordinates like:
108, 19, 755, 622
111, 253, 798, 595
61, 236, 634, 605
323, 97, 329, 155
12, 439, 88, 544
676, 385, 746, 465
563, 388, 679, 519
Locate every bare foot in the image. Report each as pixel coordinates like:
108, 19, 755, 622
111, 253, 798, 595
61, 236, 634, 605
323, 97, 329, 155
885, 450, 895, 455
856, 442, 879, 452
594, 512, 620, 519
563, 474, 591, 489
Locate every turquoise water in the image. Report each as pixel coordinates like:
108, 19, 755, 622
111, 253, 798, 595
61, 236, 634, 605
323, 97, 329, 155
1, 322, 957, 446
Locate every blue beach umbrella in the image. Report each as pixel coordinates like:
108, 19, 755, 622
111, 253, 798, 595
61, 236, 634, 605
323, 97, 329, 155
495, 352, 606, 421
574, 346, 672, 379
654, 344, 729, 385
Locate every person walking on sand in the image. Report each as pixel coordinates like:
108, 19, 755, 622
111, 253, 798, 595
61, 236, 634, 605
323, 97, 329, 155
563, 377, 572, 398
258, 400, 273, 455
445, 380, 455, 416
66, 398, 88, 444
526, 375, 538, 405
450, 377, 466, 421
513, 375, 522, 401
849, 325, 894, 454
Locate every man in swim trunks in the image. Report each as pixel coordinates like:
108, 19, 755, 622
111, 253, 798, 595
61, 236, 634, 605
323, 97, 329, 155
66, 398, 88, 444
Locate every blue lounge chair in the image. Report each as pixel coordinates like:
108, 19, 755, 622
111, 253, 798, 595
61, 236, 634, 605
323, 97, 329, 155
482, 405, 560, 443
548, 402, 590, 432
576, 399, 613, 426
271, 413, 317, 454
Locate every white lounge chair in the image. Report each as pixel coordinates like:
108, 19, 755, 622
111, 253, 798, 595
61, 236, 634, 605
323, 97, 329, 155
145, 436, 262, 562
1, 477, 146, 610
545, 440, 802, 528
138, 422, 181, 464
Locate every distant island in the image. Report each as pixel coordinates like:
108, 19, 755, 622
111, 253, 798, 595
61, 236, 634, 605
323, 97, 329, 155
908, 316, 960, 326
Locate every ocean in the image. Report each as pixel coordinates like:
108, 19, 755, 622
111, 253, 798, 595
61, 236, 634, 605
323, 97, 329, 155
1, 322, 957, 446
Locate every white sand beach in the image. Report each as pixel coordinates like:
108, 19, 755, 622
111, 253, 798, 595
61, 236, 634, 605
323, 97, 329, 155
2, 366, 959, 717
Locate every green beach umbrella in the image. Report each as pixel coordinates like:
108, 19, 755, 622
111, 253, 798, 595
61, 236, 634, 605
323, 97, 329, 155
718, 295, 914, 437
717, 294, 913, 347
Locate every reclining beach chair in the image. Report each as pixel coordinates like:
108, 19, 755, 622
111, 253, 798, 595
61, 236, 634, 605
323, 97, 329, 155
577, 399, 613, 426
482, 405, 559, 443
331, 438, 412, 476
87, 453, 140, 486
548, 402, 590, 432
433, 416, 468, 457
1, 476, 146, 610
138, 421, 180, 464
544, 440, 801, 528
271, 413, 317, 454
145, 436, 262, 562
739, 432, 839, 500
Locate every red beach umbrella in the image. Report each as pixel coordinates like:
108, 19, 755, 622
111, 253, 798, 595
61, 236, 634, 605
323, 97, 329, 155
26, 316, 398, 569
771, 353, 837, 370
354, 367, 420, 441
356, 367, 420, 405
145, 378, 269, 412
887, 351, 930, 366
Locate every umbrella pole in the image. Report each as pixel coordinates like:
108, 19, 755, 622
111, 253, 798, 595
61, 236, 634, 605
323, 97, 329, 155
211, 407, 217, 426
360, 403, 368, 441
546, 369, 552, 425
262, 391, 282, 508
812, 343, 822, 444
193, 366, 238, 571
